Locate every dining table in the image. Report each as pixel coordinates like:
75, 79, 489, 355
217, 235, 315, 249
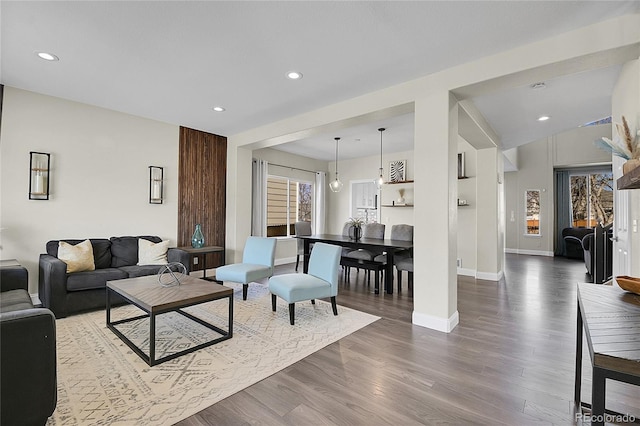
297, 234, 414, 294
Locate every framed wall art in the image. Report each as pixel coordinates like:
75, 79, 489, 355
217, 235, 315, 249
388, 159, 406, 182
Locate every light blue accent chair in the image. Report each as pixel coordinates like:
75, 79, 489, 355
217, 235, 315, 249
268, 242, 341, 325
215, 236, 277, 300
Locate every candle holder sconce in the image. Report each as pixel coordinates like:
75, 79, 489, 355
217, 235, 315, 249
149, 166, 164, 204
29, 152, 50, 200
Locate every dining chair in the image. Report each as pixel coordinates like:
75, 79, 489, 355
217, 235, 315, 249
396, 257, 414, 294
215, 236, 277, 300
268, 242, 341, 325
374, 224, 413, 291
294, 221, 312, 271
343, 223, 385, 285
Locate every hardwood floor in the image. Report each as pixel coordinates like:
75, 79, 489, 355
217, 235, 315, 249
178, 254, 640, 425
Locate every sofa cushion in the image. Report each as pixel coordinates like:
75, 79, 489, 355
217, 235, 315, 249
110, 236, 161, 267
119, 264, 164, 278
58, 240, 96, 273
46, 238, 112, 269
66, 268, 128, 292
137, 239, 169, 265
0, 289, 34, 313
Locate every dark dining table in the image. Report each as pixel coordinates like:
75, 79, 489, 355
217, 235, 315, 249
297, 234, 414, 294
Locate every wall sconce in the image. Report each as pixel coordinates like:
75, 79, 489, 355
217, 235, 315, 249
29, 151, 50, 200
149, 166, 164, 204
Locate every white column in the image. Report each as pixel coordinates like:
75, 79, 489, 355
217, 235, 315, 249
476, 147, 504, 280
226, 142, 253, 264
412, 91, 459, 332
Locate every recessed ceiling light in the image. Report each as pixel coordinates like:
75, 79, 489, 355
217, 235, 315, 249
212, 106, 226, 112
537, 115, 551, 121
37, 52, 59, 61
286, 71, 303, 80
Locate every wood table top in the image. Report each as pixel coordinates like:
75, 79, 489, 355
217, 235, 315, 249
577, 283, 640, 376
107, 274, 232, 313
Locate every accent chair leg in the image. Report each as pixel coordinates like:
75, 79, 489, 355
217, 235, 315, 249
331, 296, 338, 316
289, 303, 295, 325
243, 284, 248, 300
311, 299, 315, 304
295, 255, 300, 271
408, 272, 413, 293
271, 294, 276, 311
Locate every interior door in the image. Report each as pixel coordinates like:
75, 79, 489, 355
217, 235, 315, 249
613, 156, 631, 277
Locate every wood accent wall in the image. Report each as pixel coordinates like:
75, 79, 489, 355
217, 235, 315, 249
178, 127, 227, 271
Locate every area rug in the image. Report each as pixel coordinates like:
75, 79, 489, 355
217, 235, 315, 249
47, 282, 379, 425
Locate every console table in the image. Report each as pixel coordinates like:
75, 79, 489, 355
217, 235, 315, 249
575, 283, 640, 425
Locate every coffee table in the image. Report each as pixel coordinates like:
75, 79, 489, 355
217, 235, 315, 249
106, 274, 233, 366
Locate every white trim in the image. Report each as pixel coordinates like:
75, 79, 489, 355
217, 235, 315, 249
476, 270, 504, 281
456, 267, 476, 277
505, 249, 554, 257
275, 256, 297, 266
412, 310, 459, 333
31, 294, 42, 307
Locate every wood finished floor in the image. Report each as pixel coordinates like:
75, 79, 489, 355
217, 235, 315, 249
178, 254, 640, 425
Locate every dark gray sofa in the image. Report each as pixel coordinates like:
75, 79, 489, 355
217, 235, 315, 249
1, 264, 57, 425
39, 236, 191, 318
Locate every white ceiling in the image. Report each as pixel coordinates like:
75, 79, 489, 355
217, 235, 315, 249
2, 1, 639, 161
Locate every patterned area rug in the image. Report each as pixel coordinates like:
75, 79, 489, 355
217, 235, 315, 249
47, 282, 379, 425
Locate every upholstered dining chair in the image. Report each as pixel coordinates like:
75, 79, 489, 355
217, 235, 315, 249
374, 224, 413, 291
395, 257, 414, 294
343, 223, 385, 284
215, 236, 277, 300
268, 242, 341, 325
294, 221, 312, 272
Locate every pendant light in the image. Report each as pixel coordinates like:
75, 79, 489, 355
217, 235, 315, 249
329, 137, 343, 192
375, 128, 386, 189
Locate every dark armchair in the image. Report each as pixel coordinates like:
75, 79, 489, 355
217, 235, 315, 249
0, 264, 57, 425
561, 227, 593, 259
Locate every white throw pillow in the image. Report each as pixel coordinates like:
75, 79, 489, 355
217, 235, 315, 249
137, 239, 169, 265
58, 240, 96, 273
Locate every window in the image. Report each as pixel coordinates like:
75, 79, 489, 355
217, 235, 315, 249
266, 176, 313, 237
525, 190, 541, 235
570, 172, 613, 227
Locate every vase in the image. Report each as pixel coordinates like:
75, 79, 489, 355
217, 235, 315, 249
191, 224, 205, 248
350, 225, 362, 241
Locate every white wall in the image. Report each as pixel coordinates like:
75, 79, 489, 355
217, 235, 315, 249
457, 137, 477, 275
504, 124, 612, 255
0, 87, 180, 294
326, 150, 415, 235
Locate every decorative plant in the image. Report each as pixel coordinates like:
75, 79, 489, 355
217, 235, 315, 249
347, 217, 365, 228
595, 116, 640, 160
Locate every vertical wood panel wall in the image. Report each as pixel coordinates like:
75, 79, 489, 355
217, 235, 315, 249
178, 127, 227, 270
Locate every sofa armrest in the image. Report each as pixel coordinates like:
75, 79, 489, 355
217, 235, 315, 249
168, 248, 192, 273
0, 265, 28, 292
0, 308, 57, 425
39, 254, 69, 318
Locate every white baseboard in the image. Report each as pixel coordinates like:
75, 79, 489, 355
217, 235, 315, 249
31, 294, 42, 307
505, 248, 553, 257
275, 256, 297, 266
457, 268, 504, 282
412, 310, 459, 333
476, 270, 504, 281
457, 267, 476, 277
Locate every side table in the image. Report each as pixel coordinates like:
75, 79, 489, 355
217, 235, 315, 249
177, 246, 225, 281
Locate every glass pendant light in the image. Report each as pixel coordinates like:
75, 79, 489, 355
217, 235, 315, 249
329, 137, 343, 192
375, 128, 386, 189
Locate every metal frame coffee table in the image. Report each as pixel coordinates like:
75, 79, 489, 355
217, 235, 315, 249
107, 274, 233, 366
